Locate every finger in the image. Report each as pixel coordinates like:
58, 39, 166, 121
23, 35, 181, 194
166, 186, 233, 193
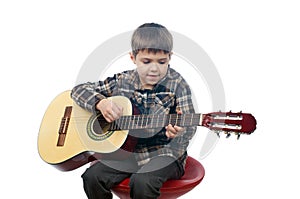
115, 104, 123, 114
112, 105, 123, 118
165, 124, 175, 133
174, 125, 184, 132
104, 115, 112, 123
166, 127, 178, 137
166, 130, 176, 138
177, 110, 183, 115
104, 112, 113, 123
103, 109, 115, 123
166, 123, 174, 128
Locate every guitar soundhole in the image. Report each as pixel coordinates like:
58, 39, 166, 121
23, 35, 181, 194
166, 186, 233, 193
87, 114, 113, 141
92, 115, 110, 135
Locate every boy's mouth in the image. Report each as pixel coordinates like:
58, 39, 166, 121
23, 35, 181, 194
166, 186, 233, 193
147, 74, 159, 79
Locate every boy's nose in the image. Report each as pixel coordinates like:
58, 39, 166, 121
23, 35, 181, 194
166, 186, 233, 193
149, 63, 159, 71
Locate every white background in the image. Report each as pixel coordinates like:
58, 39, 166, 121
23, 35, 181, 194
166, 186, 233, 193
1, 0, 299, 198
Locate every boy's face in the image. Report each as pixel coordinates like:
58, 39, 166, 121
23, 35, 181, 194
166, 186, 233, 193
130, 50, 171, 89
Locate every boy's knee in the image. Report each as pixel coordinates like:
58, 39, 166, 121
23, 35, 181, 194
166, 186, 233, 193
130, 173, 163, 198
81, 167, 99, 187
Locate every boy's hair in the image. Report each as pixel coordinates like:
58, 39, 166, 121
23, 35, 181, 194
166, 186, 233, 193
131, 23, 173, 57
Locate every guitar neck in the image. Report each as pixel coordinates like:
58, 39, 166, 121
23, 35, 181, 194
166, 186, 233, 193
110, 113, 203, 131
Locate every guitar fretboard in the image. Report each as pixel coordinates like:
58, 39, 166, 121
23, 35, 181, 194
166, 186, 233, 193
109, 114, 202, 131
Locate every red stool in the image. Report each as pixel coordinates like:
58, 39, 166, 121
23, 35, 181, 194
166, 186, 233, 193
111, 156, 205, 199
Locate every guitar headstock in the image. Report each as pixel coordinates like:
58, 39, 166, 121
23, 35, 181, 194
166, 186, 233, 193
202, 111, 257, 139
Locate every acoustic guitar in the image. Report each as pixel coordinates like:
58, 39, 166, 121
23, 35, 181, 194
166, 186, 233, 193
38, 91, 256, 171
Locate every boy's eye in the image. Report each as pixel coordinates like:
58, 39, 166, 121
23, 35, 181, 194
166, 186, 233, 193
141, 59, 167, 65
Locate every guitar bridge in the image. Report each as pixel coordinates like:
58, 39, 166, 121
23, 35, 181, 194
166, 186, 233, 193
57, 106, 72, 146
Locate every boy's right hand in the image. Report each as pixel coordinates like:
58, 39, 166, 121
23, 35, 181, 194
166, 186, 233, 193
96, 99, 123, 123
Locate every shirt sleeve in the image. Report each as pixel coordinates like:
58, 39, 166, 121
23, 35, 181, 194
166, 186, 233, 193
70, 74, 120, 113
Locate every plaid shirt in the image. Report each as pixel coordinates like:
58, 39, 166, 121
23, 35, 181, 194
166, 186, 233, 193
71, 67, 197, 170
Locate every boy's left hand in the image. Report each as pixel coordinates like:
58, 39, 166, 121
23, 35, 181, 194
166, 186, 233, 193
165, 124, 184, 138
165, 110, 184, 138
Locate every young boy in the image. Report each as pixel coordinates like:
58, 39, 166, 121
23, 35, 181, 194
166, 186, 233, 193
71, 23, 197, 199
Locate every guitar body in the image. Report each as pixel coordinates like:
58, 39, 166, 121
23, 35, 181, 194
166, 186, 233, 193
38, 91, 137, 171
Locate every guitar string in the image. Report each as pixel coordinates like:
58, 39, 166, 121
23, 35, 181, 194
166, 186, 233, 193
61, 114, 201, 121
58, 116, 246, 132
63, 115, 201, 122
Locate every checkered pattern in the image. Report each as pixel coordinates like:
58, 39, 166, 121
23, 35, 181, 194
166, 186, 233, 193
71, 67, 197, 170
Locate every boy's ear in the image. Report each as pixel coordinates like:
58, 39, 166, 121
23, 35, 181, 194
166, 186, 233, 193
129, 52, 136, 64
169, 52, 173, 60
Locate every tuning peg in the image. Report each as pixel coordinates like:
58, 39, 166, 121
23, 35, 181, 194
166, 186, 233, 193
214, 130, 221, 137
225, 132, 231, 138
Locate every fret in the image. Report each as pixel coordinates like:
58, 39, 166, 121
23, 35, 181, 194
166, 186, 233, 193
140, 114, 145, 128
136, 115, 140, 129
124, 116, 128, 130
110, 120, 115, 131
115, 120, 119, 130
130, 115, 135, 130
134, 115, 138, 129
142, 115, 148, 128
146, 114, 149, 127
123, 116, 126, 130
141, 114, 144, 127
116, 118, 122, 130
123, 117, 127, 129
130, 115, 134, 129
